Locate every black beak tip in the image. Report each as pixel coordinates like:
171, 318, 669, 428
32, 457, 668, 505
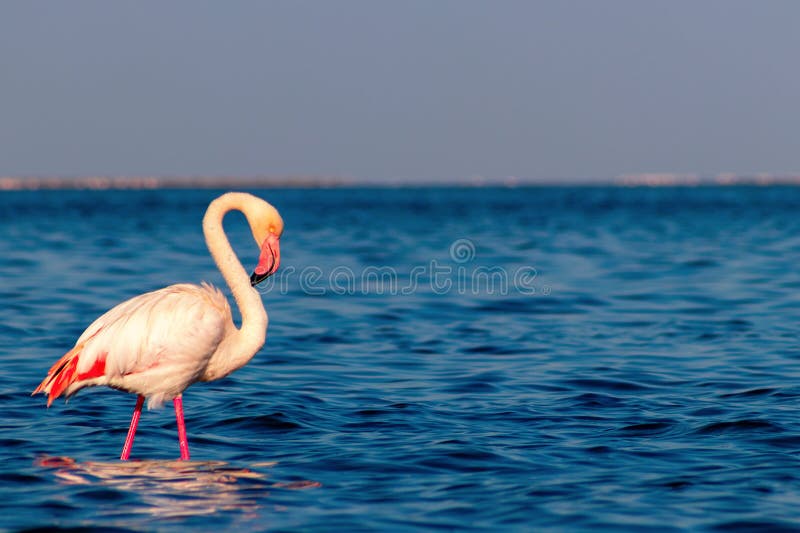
250, 271, 268, 286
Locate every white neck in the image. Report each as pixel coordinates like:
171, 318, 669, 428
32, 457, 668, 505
201, 193, 268, 378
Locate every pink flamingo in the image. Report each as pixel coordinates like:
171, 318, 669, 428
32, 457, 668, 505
33, 192, 283, 461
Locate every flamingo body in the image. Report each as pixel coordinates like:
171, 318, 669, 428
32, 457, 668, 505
34, 192, 283, 460
34, 283, 233, 409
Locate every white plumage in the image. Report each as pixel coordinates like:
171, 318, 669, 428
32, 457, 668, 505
69, 283, 231, 408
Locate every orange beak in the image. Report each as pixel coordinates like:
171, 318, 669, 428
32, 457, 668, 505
250, 233, 281, 286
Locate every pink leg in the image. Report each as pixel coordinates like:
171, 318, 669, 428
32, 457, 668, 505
120, 395, 145, 461
174, 395, 190, 460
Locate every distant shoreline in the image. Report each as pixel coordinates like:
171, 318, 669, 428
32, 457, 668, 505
2, 174, 800, 190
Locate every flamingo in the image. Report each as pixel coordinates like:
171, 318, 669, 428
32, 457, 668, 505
33, 192, 283, 461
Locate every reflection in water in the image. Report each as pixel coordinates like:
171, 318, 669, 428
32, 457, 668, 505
37, 457, 320, 519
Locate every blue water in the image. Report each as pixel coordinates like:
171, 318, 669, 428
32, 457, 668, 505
2, 186, 800, 531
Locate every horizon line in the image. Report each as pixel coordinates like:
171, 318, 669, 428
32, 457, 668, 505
2, 173, 800, 190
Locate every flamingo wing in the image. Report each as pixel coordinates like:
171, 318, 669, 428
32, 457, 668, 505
34, 283, 232, 407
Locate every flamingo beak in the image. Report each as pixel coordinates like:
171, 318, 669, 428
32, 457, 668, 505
250, 233, 281, 286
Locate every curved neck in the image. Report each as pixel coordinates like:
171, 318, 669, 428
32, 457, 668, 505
202, 194, 268, 360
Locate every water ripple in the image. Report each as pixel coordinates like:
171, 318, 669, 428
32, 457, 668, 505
3, 187, 800, 530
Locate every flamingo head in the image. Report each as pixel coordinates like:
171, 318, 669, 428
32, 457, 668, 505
247, 199, 284, 286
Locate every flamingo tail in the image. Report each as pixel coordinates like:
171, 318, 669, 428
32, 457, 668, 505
33, 336, 107, 406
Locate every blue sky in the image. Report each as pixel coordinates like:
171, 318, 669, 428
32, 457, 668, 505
1, 1, 799, 182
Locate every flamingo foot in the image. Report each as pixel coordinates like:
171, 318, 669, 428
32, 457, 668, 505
174, 395, 190, 460
120, 395, 145, 461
